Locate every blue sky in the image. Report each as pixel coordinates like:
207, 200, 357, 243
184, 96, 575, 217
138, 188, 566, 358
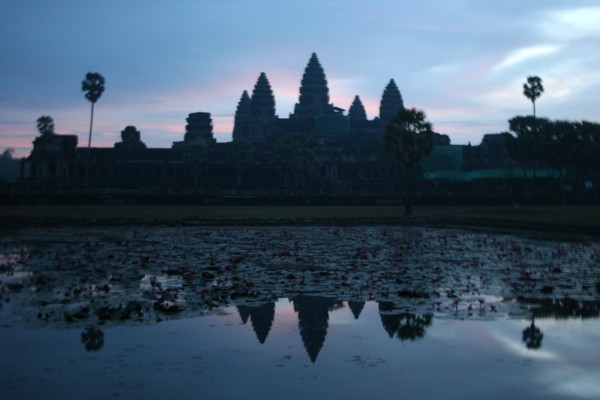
1, 0, 599, 157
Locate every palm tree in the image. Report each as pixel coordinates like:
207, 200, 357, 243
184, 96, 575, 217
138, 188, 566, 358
523, 76, 544, 118
36, 115, 55, 136
383, 107, 434, 216
82, 72, 105, 183
82, 72, 105, 148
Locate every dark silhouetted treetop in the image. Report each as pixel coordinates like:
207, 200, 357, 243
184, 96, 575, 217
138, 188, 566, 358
384, 107, 434, 169
36, 115, 55, 136
506, 116, 600, 180
348, 95, 367, 122
251, 73, 276, 121
233, 90, 252, 141
1, 148, 14, 160
293, 53, 333, 118
379, 79, 404, 126
383, 107, 434, 216
523, 76, 543, 118
505, 115, 550, 176
82, 72, 105, 104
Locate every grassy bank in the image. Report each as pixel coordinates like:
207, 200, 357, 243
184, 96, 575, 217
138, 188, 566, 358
0, 204, 599, 235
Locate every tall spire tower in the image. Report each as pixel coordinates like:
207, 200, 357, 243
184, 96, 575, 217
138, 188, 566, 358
248, 72, 276, 142
292, 53, 333, 118
251, 72, 276, 121
379, 79, 404, 127
232, 90, 252, 141
348, 95, 367, 122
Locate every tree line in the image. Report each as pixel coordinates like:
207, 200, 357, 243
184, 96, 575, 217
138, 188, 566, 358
505, 116, 600, 183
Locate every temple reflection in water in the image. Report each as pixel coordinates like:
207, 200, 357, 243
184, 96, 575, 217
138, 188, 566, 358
235, 296, 433, 362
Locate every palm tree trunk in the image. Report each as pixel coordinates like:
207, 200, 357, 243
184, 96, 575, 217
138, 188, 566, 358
85, 102, 95, 185
87, 102, 95, 148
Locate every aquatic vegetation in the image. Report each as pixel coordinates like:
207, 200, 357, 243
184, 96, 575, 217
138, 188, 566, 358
1, 226, 599, 328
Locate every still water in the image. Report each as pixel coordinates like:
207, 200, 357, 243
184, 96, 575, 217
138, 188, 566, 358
1, 299, 599, 400
1, 226, 599, 399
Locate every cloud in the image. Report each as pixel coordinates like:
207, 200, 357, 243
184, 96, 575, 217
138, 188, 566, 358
539, 6, 600, 41
491, 45, 562, 74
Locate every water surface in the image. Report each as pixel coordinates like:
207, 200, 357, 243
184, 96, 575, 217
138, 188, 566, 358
1, 226, 599, 399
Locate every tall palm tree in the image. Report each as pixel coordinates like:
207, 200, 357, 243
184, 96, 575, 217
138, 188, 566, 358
383, 107, 434, 216
81, 72, 105, 183
523, 76, 544, 118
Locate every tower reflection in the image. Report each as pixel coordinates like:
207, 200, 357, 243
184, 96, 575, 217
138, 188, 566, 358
348, 301, 366, 320
235, 298, 436, 362
291, 295, 340, 362
236, 302, 276, 344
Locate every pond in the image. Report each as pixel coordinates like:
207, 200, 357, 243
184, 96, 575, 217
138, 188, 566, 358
1, 226, 599, 399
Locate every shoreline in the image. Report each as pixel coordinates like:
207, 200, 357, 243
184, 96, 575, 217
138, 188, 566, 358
1, 204, 599, 238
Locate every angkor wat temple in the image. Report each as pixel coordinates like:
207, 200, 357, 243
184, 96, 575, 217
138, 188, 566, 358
14, 53, 571, 203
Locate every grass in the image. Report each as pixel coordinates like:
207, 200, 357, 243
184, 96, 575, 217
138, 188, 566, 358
0, 204, 599, 235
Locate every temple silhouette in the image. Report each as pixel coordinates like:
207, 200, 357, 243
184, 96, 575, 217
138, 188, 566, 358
14, 52, 547, 202
234, 297, 431, 363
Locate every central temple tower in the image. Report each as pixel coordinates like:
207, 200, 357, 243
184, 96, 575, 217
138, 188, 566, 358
291, 53, 334, 119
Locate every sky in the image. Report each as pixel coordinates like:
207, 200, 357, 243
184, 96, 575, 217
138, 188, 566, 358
1, 0, 599, 158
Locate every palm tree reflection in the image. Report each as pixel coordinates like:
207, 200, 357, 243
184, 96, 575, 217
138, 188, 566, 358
522, 319, 544, 350
81, 325, 104, 351
378, 301, 432, 341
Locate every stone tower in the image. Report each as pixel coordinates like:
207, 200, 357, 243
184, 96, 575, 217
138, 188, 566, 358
348, 95, 367, 122
184, 112, 215, 146
251, 72, 276, 121
292, 53, 333, 119
248, 72, 276, 142
232, 90, 252, 142
379, 79, 404, 127
348, 95, 368, 134
115, 126, 146, 150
